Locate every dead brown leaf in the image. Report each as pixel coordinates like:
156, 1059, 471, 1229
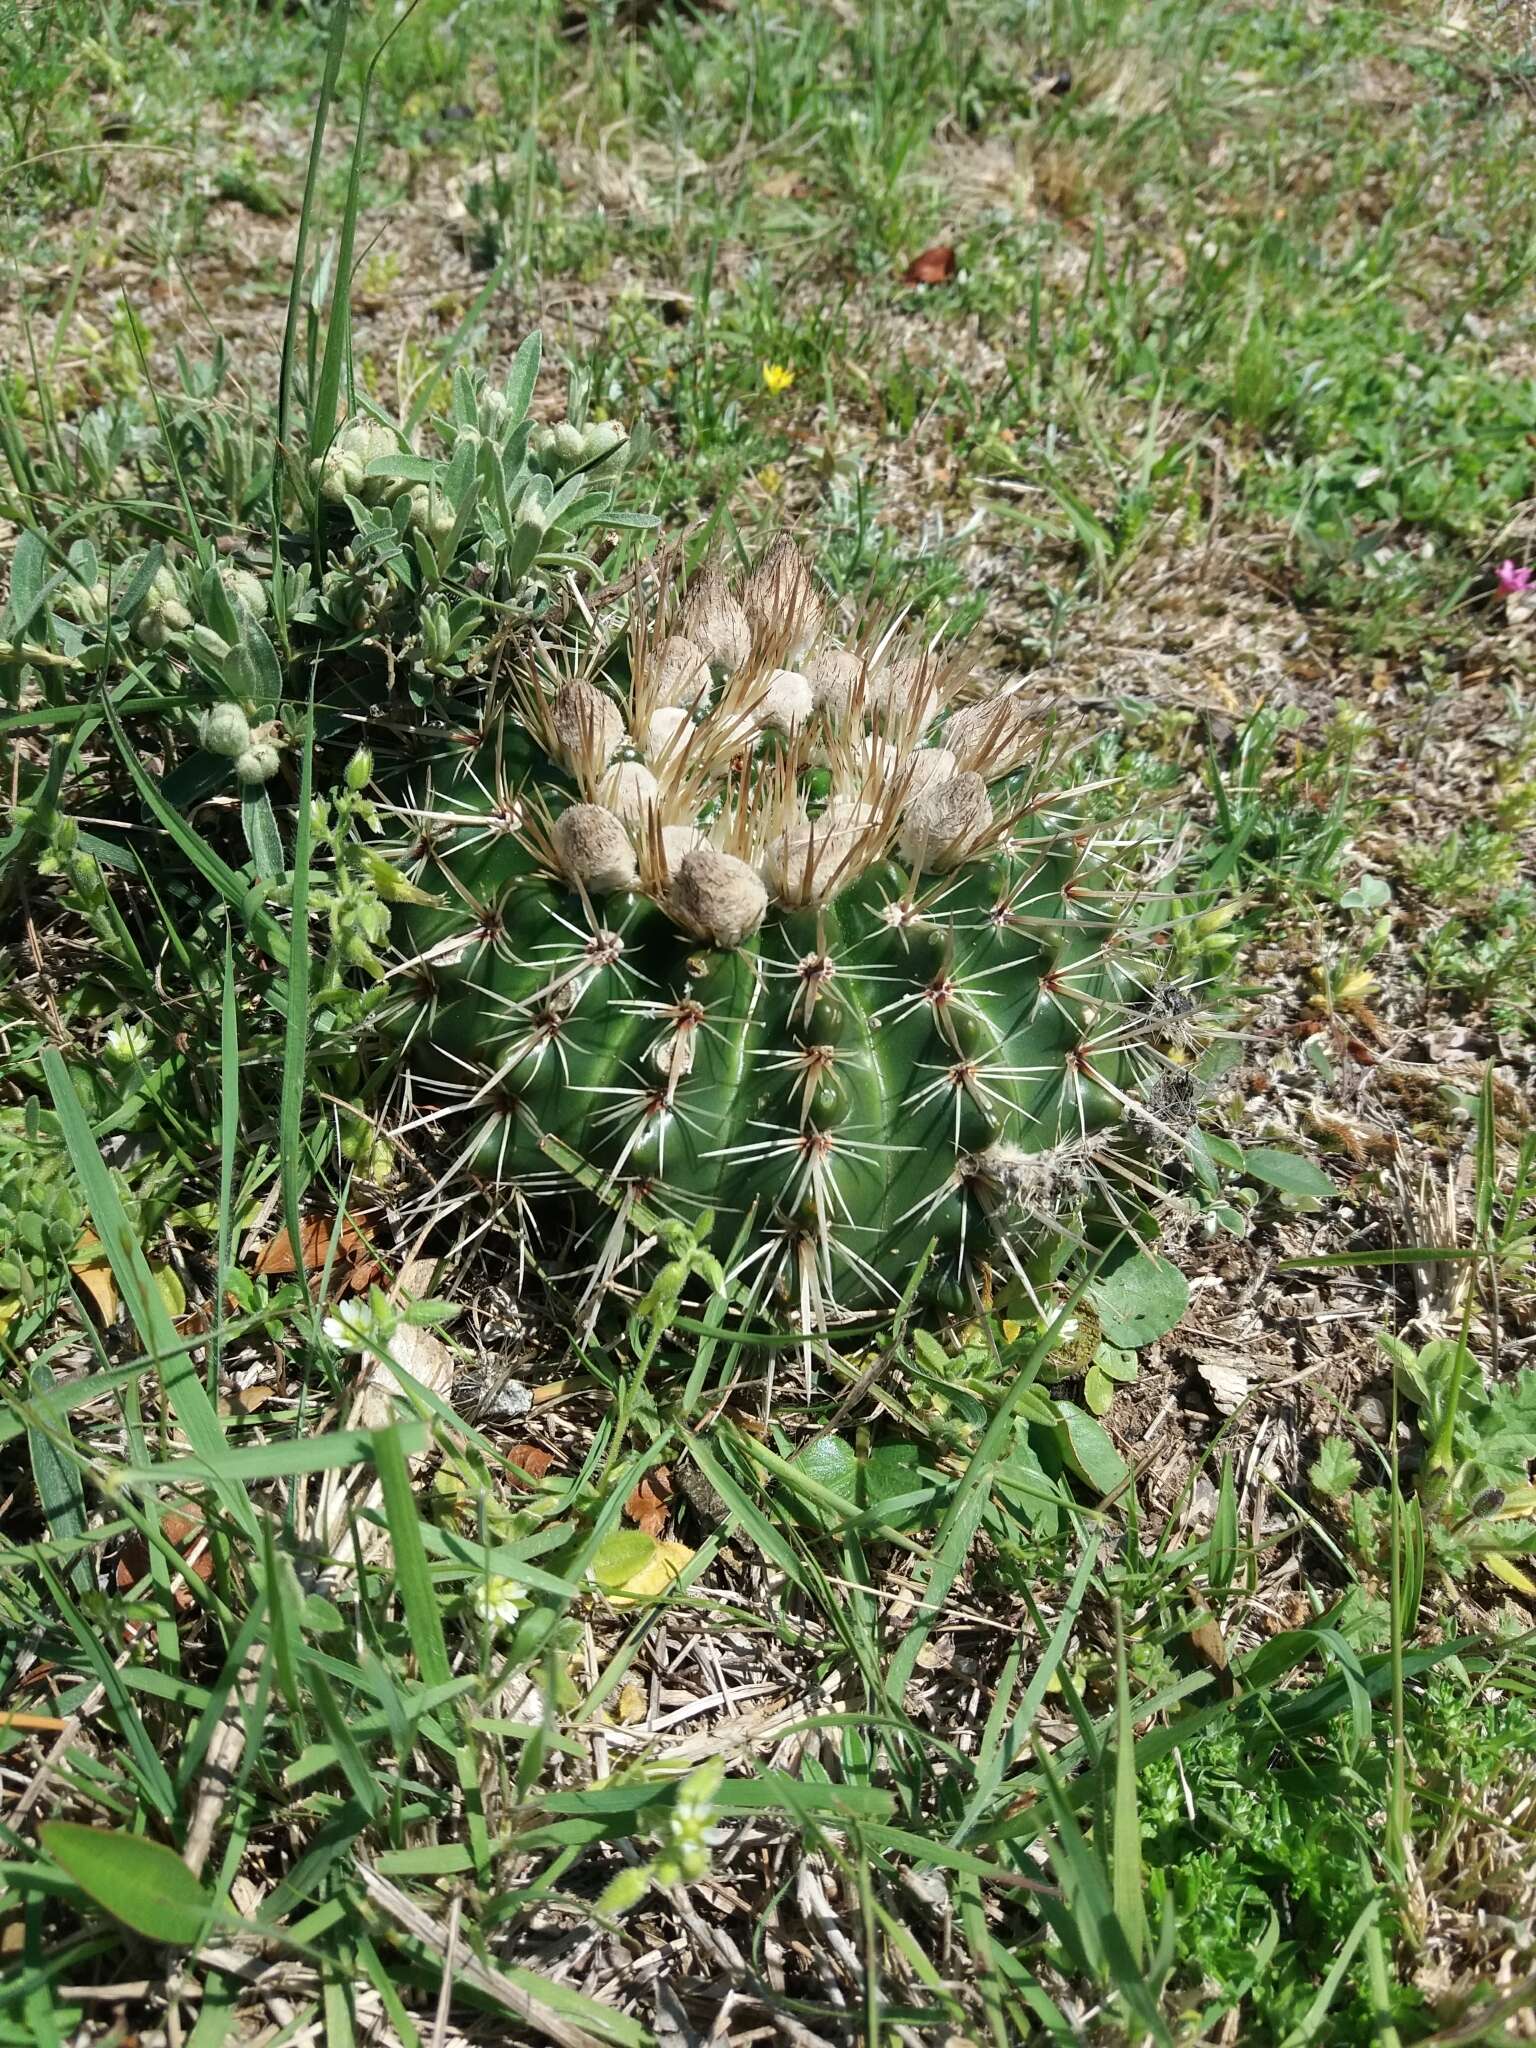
115, 1511, 214, 1615
506, 1444, 554, 1485
902, 243, 956, 286
252, 1213, 378, 1294
625, 1468, 672, 1539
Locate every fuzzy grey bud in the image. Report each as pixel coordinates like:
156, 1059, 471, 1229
670, 847, 768, 948
755, 668, 814, 736
600, 758, 660, 829
234, 741, 282, 786
553, 803, 640, 896
198, 704, 253, 759
943, 696, 1030, 772
642, 705, 692, 762
740, 536, 823, 662
680, 570, 751, 680
806, 644, 864, 723
652, 635, 712, 709
901, 747, 957, 801
551, 680, 624, 775
898, 769, 991, 872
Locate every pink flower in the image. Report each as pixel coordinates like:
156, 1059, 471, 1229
1497, 560, 1533, 595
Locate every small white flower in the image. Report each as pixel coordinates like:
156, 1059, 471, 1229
323, 1296, 381, 1353
472, 1574, 525, 1629
104, 1021, 150, 1066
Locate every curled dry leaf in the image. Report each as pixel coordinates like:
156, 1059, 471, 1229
116, 1511, 214, 1615
902, 243, 956, 285
252, 1212, 379, 1294
625, 1467, 673, 1539
506, 1444, 554, 1485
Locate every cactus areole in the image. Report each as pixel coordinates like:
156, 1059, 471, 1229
389, 543, 1186, 1324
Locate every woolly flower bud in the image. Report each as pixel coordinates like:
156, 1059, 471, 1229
740, 536, 823, 662
642, 705, 692, 763
943, 695, 1029, 771
806, 643, 863, 723
901, 746, 957, 802
554, 803, 641, 896
234, 741, 282, 786
552, 421, 587, 469
755, 667, 814, 736
406, 484, 457, 544
897, 769, 991, 872
869, 648, 941, 730
345, 747, 374, 792
652, 635, 712, 709
661, 824, 707, 873
551, 680, 624, 775
670, 848, 768, 949
219, 567, 268, 620
680, 570, 750, 680
198, 703, 253, 759
581, 419, 628, 466
764, 818, 863, 906
600, 758, 660, 829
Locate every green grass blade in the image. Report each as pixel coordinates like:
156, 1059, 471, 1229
40, 1048, 255, 1539
277, 0, 352, 450
373, 1424, 451, 1694
26, 1362, 91, 1594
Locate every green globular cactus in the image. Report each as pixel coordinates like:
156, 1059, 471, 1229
385, 539, 1194, 1325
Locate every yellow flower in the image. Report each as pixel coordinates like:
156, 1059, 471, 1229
756, 463, 784, 496
761, 361, 795, 395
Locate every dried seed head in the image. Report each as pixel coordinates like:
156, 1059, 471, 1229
897, 769, 991, 872
764, 819, 864, 906
740, 536, 824, 662
806, 643, 864, 723
901, 746, 957, 801
551, 680, 624, 776
756, 667, 815, 736
680, 570, 751, 679
944, 695, 1030, 772
553, 804, 640, 895
642, 705, 692, 762
600, 758, 660, 829
670, 847, 769, 948
652, 635, 713, 709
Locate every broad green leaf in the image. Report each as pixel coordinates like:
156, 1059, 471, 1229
41, 1822, 216, 1946
1089, 1249, 1189, 1349
1244, 1148, 1337, 1201
1053, 1401, 1130, 1496
797, 1435, 859, 1498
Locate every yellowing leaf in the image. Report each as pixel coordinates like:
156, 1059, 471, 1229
70, 1238, 118, 1325
593, 1530, 695, 1604
150, 1260, 186, 1318
613, 1681, 648, 1725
